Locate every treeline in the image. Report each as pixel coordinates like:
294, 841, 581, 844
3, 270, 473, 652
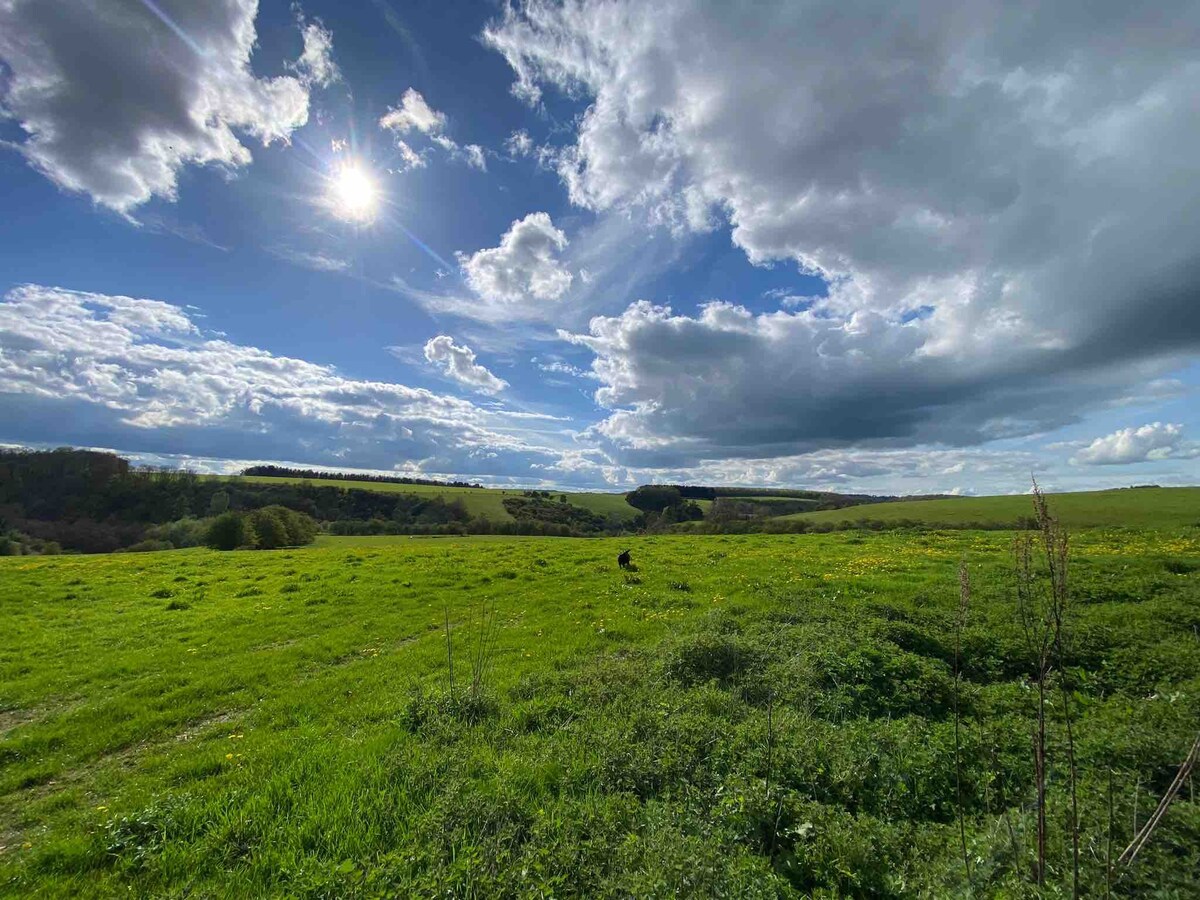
503, 494, 609, 531
634, 483, 906, 512
241, 465, 481, 489
0, 449, 629, 553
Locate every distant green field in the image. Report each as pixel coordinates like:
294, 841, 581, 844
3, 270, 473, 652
226, 475, 640, 522
2, 529, 1198, 895
782, 486, 1200, 528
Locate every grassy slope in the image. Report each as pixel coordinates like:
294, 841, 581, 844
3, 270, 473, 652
229, 475, 640, 522
781, 486, 1200, 528
2, 530, 1199, 896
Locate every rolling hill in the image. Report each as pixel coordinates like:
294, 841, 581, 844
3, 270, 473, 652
227, 475, 641, 523
779, 486, 1200, 529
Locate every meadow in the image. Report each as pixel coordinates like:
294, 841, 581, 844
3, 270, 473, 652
785, 486, 1200, 529
1, 524, 1198, 897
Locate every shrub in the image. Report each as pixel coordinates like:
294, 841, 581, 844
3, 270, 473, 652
145, 517, 208, 549
210, 506, 318, 551
248, 507, 290, 550
204, 512, 258, 551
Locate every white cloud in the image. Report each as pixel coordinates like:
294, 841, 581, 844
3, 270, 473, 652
458, 212, 573, 310
460, 144, 488, 171
0, 0, 318, 212
1071, 423, 1199, 466
485, 0, 1200, 411
267, 246, 350, 272
0, 284, 552, 476
506, 129, 533, 157
379, 88, 447, 135
391, 140, 428, 172
379, 89, 487, 171
423, 335, 508, 394
533, 357, 593, 379
289, 16, 339, 87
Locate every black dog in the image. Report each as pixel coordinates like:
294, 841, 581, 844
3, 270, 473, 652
617, 549, 632, 569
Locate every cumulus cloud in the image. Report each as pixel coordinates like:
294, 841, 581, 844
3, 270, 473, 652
459, 212, 573, 310
484, 0, 1200, 463
379, 88, 447, 135
0, 284, 551, 476
379, 89, 486, 171
561, 299, 1179, 468
1071, 423, 1199, 466
423, 335, 509, 394
0, 0, 319, 213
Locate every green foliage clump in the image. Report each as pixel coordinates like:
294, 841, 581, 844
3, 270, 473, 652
205, 507, 317, 550
626, 484, 684, 513
502, 494, 608, 532
204, 511, 258, 550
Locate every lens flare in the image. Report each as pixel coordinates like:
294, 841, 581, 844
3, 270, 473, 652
327, 161, 379, 223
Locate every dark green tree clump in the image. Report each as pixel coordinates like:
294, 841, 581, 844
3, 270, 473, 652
625, 485, 705, 530
203, 507, 317, 551
502, 494, 608, 532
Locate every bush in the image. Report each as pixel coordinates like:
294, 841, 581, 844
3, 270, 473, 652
205, 507, 317, 551
248, 507, 290, 549
204, 512, 258, 551
258, 505, 317, 546
144, 517, 208, 549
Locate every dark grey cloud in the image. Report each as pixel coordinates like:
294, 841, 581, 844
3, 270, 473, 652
489, 0, 1200, 464
563, 299, 1187, 467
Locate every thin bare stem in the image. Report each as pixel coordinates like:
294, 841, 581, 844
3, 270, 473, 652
1033, 479, 1079, 898
1119, 731, 1200, 866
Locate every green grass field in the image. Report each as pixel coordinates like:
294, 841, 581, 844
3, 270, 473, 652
2, 525, 1198, 896
782, 486, 1200, 529
227, 476, 641, 523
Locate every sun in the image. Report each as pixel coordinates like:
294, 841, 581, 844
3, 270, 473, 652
327, 161, 379, 223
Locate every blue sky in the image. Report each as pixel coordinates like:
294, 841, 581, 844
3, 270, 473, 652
2, 0, 1199, 495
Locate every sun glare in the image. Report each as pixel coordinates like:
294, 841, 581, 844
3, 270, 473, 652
327, 161, 379, 223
